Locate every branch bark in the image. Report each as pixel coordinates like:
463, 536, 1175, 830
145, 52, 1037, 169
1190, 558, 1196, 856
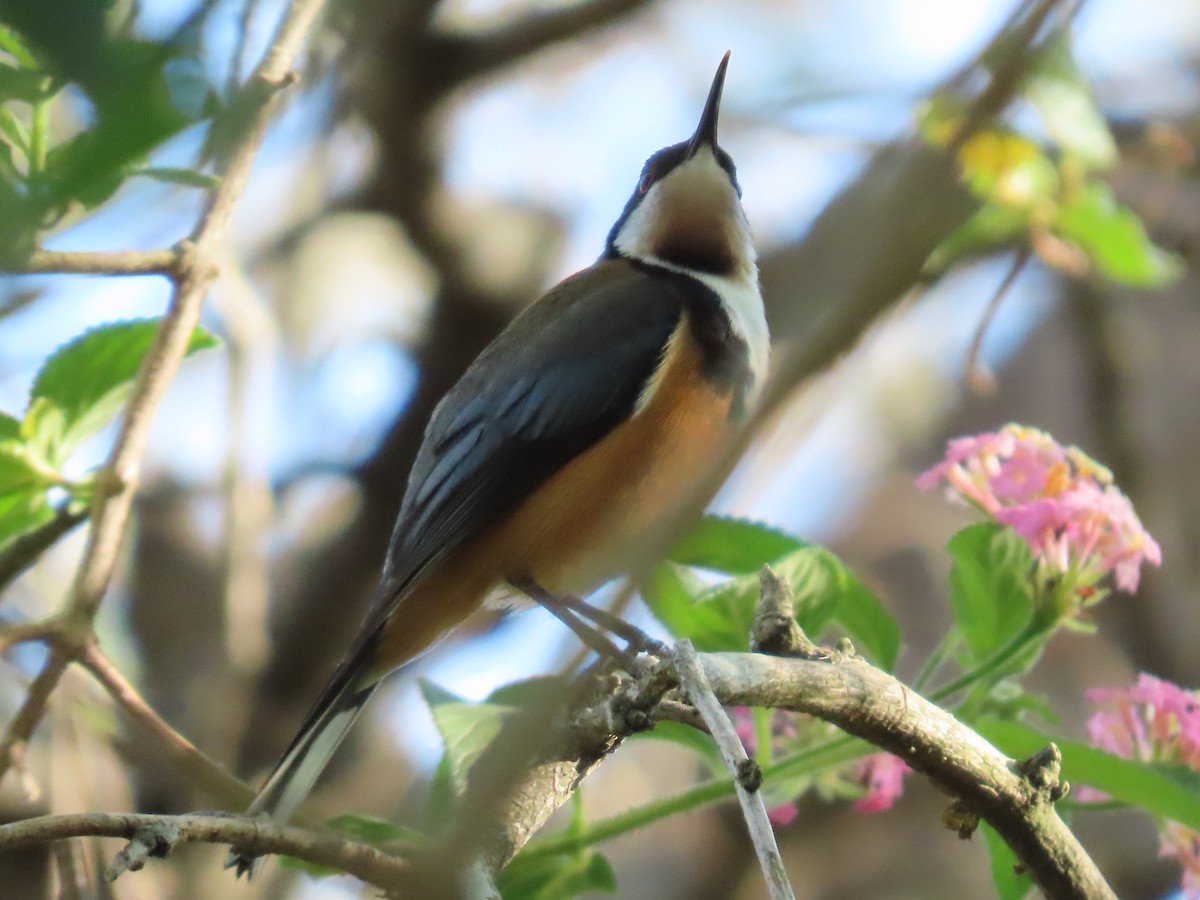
0, 812, 409, 889
0, 249, 180, 277
0, 644, 1114, 899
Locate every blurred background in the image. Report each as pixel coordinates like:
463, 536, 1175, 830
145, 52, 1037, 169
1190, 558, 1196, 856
1, 0, 1199, 897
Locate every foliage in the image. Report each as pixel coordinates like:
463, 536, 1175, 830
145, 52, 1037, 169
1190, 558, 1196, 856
0, 320, 217, 552
922, 35, 1182, 287
0, 1, 217, 264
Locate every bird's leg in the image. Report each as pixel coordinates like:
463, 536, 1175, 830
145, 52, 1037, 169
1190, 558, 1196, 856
554, 595, 670, 658
511, 579, 668, 659
512, 578, 626, 660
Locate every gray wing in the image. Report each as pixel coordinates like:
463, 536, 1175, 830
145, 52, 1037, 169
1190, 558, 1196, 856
381, 259, 686, 600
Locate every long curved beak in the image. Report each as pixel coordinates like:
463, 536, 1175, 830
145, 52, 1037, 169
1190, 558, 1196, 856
685, 51, 731, 159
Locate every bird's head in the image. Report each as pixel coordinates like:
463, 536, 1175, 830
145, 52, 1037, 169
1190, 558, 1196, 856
606, 52, 754, 282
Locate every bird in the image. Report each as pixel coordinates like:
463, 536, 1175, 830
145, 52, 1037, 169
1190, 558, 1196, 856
228, 50, 769, 876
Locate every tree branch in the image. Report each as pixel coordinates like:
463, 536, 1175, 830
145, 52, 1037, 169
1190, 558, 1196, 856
699, 651, 1114, 900
78, 644, 252, 808
440, 0, 652, 86
0, 249, 180, 277
0, 812, 409, 889
0, 507, 88, 596
0, 640, 1113, 899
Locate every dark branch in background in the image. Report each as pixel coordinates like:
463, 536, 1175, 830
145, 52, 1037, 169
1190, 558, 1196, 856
431, 0, 652, 86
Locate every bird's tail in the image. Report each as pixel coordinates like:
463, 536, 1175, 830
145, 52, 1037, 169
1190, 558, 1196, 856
226, 670, 378, 878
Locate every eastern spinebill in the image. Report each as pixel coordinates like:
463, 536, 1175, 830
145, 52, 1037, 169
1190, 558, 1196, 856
229, 51, 768, 876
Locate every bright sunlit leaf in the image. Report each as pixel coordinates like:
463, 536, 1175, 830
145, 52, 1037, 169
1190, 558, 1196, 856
1053, 182, 1184, 287
28, 319, 218, 464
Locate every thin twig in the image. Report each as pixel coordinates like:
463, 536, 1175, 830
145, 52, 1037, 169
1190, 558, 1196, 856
0, 645, 72, 795
0, 250, 180, 277
0, 508, 89, 595
78, 644, 253, 808
442, 0, 652, 85
0, 618, 60, 654
0, 812, 410, 889
674, 640, 796, 900
964, 246, 1033, 394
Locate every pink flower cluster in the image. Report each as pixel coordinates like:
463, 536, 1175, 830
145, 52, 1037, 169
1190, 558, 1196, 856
1086, 674, 1200, 898
854, 753, 912, 814
918, 425, 1161, 593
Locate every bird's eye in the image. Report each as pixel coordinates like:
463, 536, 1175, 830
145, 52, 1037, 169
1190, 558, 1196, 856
638, 170, 655, 195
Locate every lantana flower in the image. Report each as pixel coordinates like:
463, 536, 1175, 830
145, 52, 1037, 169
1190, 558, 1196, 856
1084, 675, 1200, 898
918, 424, 1161, 602
854, 753, 912, 814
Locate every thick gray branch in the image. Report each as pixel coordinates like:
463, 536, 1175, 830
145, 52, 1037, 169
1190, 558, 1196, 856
701, 652, 1114, 900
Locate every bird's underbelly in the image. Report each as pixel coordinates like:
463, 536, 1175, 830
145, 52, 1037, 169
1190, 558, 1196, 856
498, 383, 733, 597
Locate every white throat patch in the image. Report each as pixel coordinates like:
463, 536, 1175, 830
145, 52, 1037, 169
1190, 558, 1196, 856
613, 150, 770, 402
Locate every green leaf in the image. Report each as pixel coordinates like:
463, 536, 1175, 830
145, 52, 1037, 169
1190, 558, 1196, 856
1053, 181, 1183, 287
499, 849, 616, 899
643, 562, 751, 651
670, 515, 804, 574
278, 814, 424, 879
980, 720, 1200, 832
947, 523, 1035, 662
981, 821, 1033, 900
0, 440, 52, 495
776, 546, 901, 670
28, 319, 218, 463
648, 542, 899, 666
488, 676, 572, 708
0, 107, 31, 155
0, 25, 37, 68
420, 680, 510, 797
0, 413, 20, 440
1024, 35, 1118, 170
326, 813, 423, 847
0, 489, 53, 550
